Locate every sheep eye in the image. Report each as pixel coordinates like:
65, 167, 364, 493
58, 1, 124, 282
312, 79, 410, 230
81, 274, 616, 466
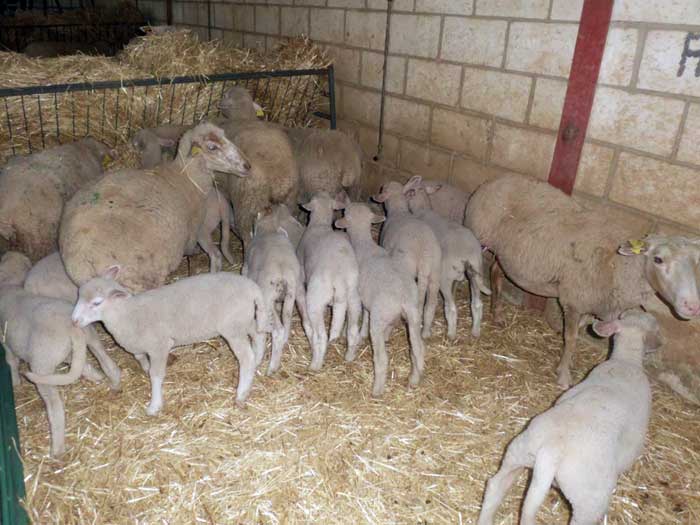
91, 298, 104, 307
207, 142, 217, 151
653, 256, 663, 265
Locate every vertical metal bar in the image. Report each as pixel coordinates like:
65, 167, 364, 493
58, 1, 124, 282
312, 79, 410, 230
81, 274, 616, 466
126, 86, 134, 138
37, 95, 45, 148
284, 77, 302, 127
250, 78, 261, 100
4, 99, 16, 156
192, 83, 202, 124
327, 66, 337, 130
216, 80, 228, 117
86, 91, 91, 136
204, 82, 215, 119
142, 85, 149, 127
101, 90, 107, 137
114, 88, 120, 133
548, 0, 614, 195
207, 0, 212, 41
375, 1, 393, 159
291, 76, 313, 126
20, 96, 31, 153
168, 83, 176, 124
54, 92, 60, 141
71, 91, 76, 138
180, 88, 189, 126
270, 78, 283, 121
154, 84, 163, 126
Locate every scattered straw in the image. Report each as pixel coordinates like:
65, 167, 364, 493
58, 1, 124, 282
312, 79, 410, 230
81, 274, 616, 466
0, 31, 330, 163
13, 240, 700, 524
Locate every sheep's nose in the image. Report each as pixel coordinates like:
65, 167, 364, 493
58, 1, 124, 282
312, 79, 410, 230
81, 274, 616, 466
71, 318, 79, 327
682, 300, 700, 317
243, 161, 251, 171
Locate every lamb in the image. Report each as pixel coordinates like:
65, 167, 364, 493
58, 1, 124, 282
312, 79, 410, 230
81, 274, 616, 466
131, 125, 236, 272
373, 181, 442, 339
24, 252, 78, 303
219, 86, 363, 204
0, 137, 111, 261
62, 266, 269, 415
335, 203, 425, 397
465, 174, 700, 387
416, 178, 470, 224
242, 205, 307, 375
60, 122, 251, 292
297, 192, 361, 370
0, 252, 121, 457
478, 310, 661, 525
403, 176, 491, 339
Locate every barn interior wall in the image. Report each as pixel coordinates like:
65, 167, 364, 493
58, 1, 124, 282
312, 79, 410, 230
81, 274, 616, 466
142, 0, 700, 238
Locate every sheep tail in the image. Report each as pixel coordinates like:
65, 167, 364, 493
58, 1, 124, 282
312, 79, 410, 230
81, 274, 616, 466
25, 330, 87, 386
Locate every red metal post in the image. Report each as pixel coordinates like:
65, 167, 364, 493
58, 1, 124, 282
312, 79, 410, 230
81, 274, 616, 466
547, 0, 614, 195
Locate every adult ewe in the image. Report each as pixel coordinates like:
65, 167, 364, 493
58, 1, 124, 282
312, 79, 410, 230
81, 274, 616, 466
0, 138, 111, 261
60, 122, 251, 292
465, 174, 700, 387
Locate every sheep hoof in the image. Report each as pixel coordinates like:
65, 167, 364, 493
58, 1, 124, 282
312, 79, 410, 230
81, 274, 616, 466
146, 405, 161, 416
421, 329, 432, 339
235, 399, 247, 409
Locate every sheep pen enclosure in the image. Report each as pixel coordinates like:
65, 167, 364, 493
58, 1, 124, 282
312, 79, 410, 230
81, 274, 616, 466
13, 248, 700, 524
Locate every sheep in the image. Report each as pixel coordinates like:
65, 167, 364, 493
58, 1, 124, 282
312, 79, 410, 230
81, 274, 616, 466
403, 176, 491, 339
0, 137, 112, 261
24, 252, 78, 303
60, 122, 251, 293
62, 266, 268, 415
373, 181, 442, 339
286, 127, 364, 203
131, 125, 236, 272
416, 178, 470, 224
297, 192, 361, 370
464, 173, 700, 387
219, 86, 363, 204
478, 310, 661, 525
218, 120, 300, 252
335, 203, 425, 397
242, 205, 307, 375
0, 252, 121, 457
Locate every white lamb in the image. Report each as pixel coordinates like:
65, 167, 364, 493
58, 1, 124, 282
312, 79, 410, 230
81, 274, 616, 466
478, 310, 661, 525
297, 192, 361, 370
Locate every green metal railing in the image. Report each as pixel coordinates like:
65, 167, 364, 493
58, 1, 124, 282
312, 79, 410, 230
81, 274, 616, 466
0, 343, 28, 525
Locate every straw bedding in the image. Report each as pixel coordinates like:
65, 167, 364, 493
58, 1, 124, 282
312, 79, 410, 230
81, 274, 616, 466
0, 31, 330, 163
13, 243, 700, 524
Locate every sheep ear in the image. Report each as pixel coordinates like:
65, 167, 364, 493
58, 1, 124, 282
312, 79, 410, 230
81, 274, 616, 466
109, 289, 129, 300
404, 175, 422, 192
592, 320, 620, 338
278, 226, 289, 238
424, 182, 442, 195
102, 265, 120, 280
253, 101, 264, 117
300, 200, 313, 212
371, 213, 386, 224
372, 192, 387, 203
618, 239, 648, 256
333, 191, 349, 210
335, 218, 348, 229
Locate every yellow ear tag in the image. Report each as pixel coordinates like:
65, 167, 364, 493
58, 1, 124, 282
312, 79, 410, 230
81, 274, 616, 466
101, 153, 113, 168
256, 107, 265, 117
629, 239, 646, 255
191, 145, 203, 156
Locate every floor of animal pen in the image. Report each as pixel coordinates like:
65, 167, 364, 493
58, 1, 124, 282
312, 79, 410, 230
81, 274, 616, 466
13, 249, 700, 524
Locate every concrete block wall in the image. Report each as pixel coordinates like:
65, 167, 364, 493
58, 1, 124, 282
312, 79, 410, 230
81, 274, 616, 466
151, 0, 700, 236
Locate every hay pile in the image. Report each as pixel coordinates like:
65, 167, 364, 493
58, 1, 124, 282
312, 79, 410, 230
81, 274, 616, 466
13, 243, 700, 524
0, 31, 330, 163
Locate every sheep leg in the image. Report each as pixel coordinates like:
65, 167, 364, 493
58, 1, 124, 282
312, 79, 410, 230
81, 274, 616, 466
307, 281, 331, 371
35, 384, 65, 457
295, 282, 313, 342
81, 362, 105, 383
490, 262, 505, 327
329, 295, 347, 343
521, 450, 558, 525
421, 275, 440, 339
224, 334, 256, 407
557, 305, 581, 388
345, 288, 362, 362
478, 462, 526, 525
416, 271, 428, 322
5, 347, 20, 387
197, 232, 223, 273
134, 353, 150, 373
269, 291, 295, 375
440, 275, 458, 340
219, 194, 235, 265
252, 332, 267, 371
146, 350, 169, 416
360, 308, 369, 341
369, 314, 389, 398
86, 328, 121, 390
467, 268, 485, 338
405, 305, 425, 388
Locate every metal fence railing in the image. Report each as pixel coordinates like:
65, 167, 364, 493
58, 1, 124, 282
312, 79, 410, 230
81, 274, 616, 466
0, 21, 144, 53
0, 65, 337, 162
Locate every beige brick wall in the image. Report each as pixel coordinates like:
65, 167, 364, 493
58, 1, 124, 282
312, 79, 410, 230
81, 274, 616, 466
149, 0, 700, 236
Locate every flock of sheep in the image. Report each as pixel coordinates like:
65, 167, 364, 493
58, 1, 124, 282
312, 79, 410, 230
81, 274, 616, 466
1, 84, 700, 524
